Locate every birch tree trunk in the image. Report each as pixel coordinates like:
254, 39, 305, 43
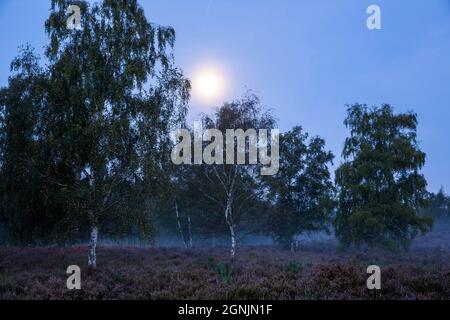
229, 223, 236, 262
175, 201, 188, 248
290, 237, 300, 253
225, 195, 236, 262
187, 215, 193, 249
88, 225, 98, 268
86, 173, 98, 268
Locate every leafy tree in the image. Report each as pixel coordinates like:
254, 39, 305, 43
0, 47, 54, 245
422, 187, 450, 219
0, 0, 189, 267
334, 104, 433, 250
182, 94, 276, 261
264, 127, 334, 250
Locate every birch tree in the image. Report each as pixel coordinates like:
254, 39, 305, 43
335, 104, 432, 250
187, 94, 276, 261
0, 0, 189, 266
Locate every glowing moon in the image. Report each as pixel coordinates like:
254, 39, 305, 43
192, 67, 226, 104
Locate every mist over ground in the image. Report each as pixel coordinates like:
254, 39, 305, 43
96, 218, 450, 252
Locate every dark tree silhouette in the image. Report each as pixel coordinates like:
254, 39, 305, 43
264, 126, 334, 250
0, 0, 190, 267
334, 104, 433, 250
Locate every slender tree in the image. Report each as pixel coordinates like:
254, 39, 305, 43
184, 94, 276, 261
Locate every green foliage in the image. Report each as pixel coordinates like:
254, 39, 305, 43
284, 260, 302, 274
422, 187, 450, 219
303, 288, 317, 300
216, 262, 233, 285
170, 94, 276, 253
334, 104, 433, 250
0, 0, 189, 245
110, 271, 125, 284
0, 1, 442, 259
264, 126, 335, 248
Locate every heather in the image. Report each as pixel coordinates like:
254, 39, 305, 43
1, 242, 449, 300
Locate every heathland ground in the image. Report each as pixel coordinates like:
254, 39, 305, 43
1, 221, 450, 300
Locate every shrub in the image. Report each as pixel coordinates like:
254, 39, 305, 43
216, 262, 233, 285
284, 261, 302, 274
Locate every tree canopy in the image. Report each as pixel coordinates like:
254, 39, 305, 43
334, 104, 433, 250
0, 1, 439, 263
264, 126, 335, 248
0, 0, 190, 261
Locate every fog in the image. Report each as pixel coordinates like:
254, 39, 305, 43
94, 219, 450, 252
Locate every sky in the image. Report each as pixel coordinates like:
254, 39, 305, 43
0, 0, 449, 192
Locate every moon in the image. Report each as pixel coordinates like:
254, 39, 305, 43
192, 66, 226, 104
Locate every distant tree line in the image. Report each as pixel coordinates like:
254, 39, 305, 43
0, 0, 438, 266
422, 188, 450, 219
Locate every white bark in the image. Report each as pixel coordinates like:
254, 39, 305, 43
175, 201, 188, 248
86, 172, 98, 268
88, 225, 98, 268
290, 237, 299, 253
187, 215, 193, 249
225, 195, 236, 262
229, 223, 236, 262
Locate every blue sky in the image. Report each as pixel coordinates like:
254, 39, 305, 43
1, 0, 449, 192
